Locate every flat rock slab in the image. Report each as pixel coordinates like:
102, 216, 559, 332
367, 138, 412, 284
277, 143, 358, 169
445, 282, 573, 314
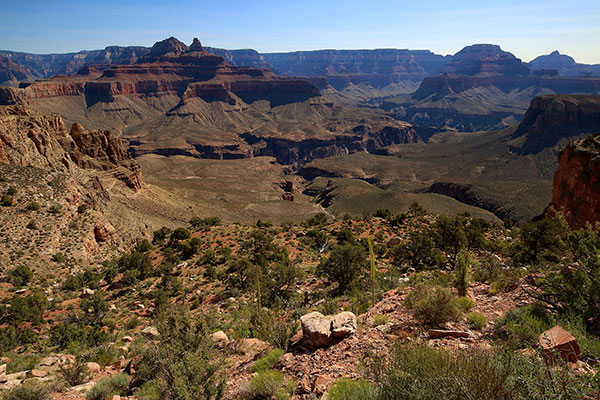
539, 325, 581, 363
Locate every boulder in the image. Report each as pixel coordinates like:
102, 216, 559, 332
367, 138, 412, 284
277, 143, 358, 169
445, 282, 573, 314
331, 311, 357, 338
539, 325, 581, 363
86, 362, 101, 373
29, 369, 47, 378
141, 326, 160, 338
121, 335, 134, 343
300, 311, 357, 348
80, 288, 95, 298
211, 330, 229, 343
300, 312, 333, 348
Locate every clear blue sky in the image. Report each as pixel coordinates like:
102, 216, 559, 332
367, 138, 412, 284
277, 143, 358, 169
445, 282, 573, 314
1, 0, 599, 63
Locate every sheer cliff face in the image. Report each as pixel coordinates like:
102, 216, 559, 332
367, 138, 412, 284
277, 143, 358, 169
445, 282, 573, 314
512, 95, 600, 154
549, 136, 600, 229
0, 106, 141, 190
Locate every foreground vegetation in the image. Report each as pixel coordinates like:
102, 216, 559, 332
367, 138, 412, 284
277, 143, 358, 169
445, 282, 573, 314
2, 206, 600, 399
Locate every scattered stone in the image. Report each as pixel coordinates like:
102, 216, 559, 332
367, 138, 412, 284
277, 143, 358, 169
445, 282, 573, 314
539, 325, 580, 363
313, 375, 334, 394
0, 364, 5, 374
141, 326, 160, 338
429, 329, 471, 339
211, 330, 228, 343
29, 369, 47, 378
121, 336, 134, 343
94, 223, 116, 243
86, 362, 101, 373
0, 371, 27, 383
110, 395, 121, 400
81, 288, 95, 298
386, 236, 402, 247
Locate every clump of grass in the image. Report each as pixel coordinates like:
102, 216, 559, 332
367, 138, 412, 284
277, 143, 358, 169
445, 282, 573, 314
467, 312, 487, 330
373, 314, 388, 327
85, 373, 129, 400
329, 378, 379, 400
251, 348, 284, 372
238, 370, 295, 400
455, 296, 475, 313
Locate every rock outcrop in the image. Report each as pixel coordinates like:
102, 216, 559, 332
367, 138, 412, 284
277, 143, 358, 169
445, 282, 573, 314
0, 105, 141, 190
546, 132, 600, 229
512, 95, 600, 154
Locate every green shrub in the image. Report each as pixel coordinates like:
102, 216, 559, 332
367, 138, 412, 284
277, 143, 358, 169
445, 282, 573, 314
252, 348, 284, 372
7, 265, 32, 287
26, 201, 41, 211
6, 355, 39, 374
467, 312, 487, 330
404, 284, 462, 326
239, 370, 294, 400
455, 296, 475, 313
494, 304, 551, 346
86, 373, 129, 400
328, 378, 378, 400
318, 244, 366, 292
58, 357, 89, 386
136, 382, 161, 400
133, 306, 225, 400
1, 194, 13, 206
48, 203, 62, 214
51, 252, 67, 263
366, 344, 599, 399
373, 314, 388, 327
4, 380, 52, 400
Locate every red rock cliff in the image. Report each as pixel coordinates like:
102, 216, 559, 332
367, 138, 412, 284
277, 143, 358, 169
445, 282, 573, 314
547, 134, 600, 229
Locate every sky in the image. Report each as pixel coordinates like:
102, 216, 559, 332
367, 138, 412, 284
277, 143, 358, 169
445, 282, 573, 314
1, 0, 599, 63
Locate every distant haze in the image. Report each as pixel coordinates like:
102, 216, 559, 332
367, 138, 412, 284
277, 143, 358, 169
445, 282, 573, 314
1, 0, 599, 63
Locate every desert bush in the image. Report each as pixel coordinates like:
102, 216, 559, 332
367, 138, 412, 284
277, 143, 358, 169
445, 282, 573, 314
86, 373, 129, 400
190, 217, 221, 231
494, 304, 551, 346
58, 357, 88, 386
301, 212, 328, 227
1, 194, 13, 206
404, 284, 461, 326
366, 344, 600, 399
238, 370, 294, 400
136, 382, 161, 400
328, 378, 379, 400
3, 380, 52, 400
253, 311, 298, 352
133, 306, 225, 400
6, 355, 39, 374
455, 296, 475, 313
80, 291, 109, 325
374, 208, 391, 219
135, 239, 153, 253
7, 264, 32, 287
152, 227, 172, 245
48, 203, 61, 214
50, 321, 111, 351
26, 201, 41, 211
318, 243, 366, 292
373, 314, 388, 327
513, 215, 566, 265
390, 231, 445, 271
118, 251, 153, 280
467, 312, 487, 330
252, 348, 284, 372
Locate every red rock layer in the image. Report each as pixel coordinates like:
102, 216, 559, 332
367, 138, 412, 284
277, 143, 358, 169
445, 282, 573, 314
548, 138, 600, 229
